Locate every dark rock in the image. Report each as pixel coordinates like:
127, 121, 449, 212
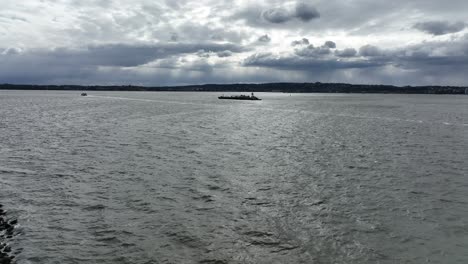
0, 206, 18, 263
0, 256, 12, 264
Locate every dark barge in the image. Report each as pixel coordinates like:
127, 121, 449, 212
218, 93, 261, 100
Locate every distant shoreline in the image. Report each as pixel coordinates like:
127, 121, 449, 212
1, 83, 467, 94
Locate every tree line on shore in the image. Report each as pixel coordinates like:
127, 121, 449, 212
1, 82, 466, 94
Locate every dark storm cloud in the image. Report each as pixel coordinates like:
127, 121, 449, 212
0, 52, 292, 86
395, 53, 468, 69
295, 2, 320, 22
413, 21, 466, 35
351, 37, 468, 80
261, 3, 320, 24
236, 1, 320, 26
6, 43, 246, 68
324, 41, 337, 49
390, 37, 468, 68
87, 43, 243, 66
0, 42, 246, 84
359, 45, 383, 57
1, 47, 21, 55
262, 8, 291, 24
335, 48, 357, 57
243, 52, 382, 71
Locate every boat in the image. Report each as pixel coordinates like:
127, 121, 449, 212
218, 92, 261, 100
81, 93, 87, 96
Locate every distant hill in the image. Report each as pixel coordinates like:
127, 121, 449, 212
1, 83, 467, 94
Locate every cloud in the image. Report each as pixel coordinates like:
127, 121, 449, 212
254, 2, 321, 25
173, 22, 248, 43
262, 8, 291, 24
217, 51, 233, 57
2, 0, 468, 86
294, 2, 320, 22
295, 44, 331, 57
335, 48, 357, 57
243, 52, 382, 71
324, 41, 337, 49
291, 38, 310, 46
359, 45, 383, 57
391, 37, 468, 69
0, 51, 297, 86
1, 47, 22, 55
413, 21, 466, 35
258, 34, 271, 43
55, 43, 244, 67
0, 14, 28, 22
242, 36, 468, 86
0, 42, 247, 84
170, 33, 179, 42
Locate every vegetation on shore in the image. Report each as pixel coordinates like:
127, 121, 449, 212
0, 82, 466, 94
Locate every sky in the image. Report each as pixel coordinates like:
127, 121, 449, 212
1, 0, 468, 86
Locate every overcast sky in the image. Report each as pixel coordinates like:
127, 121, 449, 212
1, 0, 468, 86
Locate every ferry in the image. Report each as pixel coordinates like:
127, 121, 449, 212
218, 92, 261, 101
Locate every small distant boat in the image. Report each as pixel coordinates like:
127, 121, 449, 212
81, 93, 87, 96
218, 92, 261, 101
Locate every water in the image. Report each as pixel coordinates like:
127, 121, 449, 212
0, 91, 467, 263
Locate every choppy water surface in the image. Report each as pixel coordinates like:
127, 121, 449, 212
1, 91, 467, 263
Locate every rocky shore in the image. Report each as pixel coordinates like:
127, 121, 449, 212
0, 204, 17, 264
